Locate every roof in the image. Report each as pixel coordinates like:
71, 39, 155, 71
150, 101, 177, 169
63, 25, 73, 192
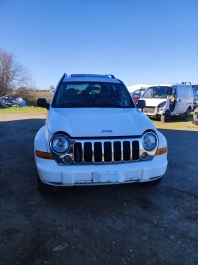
127, 84, 151, 92
62, 74, 121, 83
149, 83, 194, 88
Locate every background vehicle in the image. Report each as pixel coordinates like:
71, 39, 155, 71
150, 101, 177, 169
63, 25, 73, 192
127, 85, 150, 104
141, 83, 194, 122
193, 106, 198, 125
131, 88, 146, 104
193, 88, 198, 110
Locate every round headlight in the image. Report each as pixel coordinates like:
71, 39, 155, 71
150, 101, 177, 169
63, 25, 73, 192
51, 135, 69, 154
142, 133, 157, 151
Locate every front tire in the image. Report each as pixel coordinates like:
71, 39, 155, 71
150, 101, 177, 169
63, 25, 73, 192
186, 107, 191, 117
181, 112, 186, 121
161, 110, 170, 122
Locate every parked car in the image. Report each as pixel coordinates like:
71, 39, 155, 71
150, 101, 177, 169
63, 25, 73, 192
131, 88, 146, 103
193, 88, 198, 110
193, 106, 198, 125
141, 83, 194, 122
35, 74, 167, 193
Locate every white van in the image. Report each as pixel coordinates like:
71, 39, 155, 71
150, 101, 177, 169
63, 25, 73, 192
141, 83, 194, 122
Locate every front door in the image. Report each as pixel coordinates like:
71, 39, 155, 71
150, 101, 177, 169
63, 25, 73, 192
169, 87, 177, 114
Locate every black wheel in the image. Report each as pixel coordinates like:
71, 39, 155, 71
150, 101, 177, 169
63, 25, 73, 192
181, 112, 186, 121
37, 175, 58, 194
186, 107, 191, 117
161, 110, 170, 122
139, 177, 162, 187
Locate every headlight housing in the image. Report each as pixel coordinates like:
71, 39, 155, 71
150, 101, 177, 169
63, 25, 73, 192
50, 134, 69, 154
158, 101, 166, 109
142, 132, 157, 151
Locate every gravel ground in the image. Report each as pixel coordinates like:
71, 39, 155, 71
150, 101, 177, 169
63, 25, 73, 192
0, 112, 198, 265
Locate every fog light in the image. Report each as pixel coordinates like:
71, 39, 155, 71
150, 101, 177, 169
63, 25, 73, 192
63, 155, 72, 163
141, 152, 148, 160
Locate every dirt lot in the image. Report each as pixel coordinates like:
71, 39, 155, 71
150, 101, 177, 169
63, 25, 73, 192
0, 112, 198, 265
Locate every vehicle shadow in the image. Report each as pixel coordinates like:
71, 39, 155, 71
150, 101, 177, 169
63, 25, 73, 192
150, 113, 194, 123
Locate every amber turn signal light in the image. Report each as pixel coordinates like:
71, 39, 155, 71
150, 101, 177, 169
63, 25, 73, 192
155, 147, 167, 155
35, 150, 54, 159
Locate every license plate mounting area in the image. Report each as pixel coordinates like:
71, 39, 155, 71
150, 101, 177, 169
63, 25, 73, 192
92, 171, 119, 183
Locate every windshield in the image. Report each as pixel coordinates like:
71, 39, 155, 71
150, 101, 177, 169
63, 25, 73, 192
52, 82, 135, 108
142, 86, 170, 99
193, 89, 198, 97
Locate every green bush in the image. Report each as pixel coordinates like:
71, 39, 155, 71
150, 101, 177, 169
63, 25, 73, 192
13, 88, 53, 106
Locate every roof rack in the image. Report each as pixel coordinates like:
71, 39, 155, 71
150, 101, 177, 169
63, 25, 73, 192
69, 74, 116, 79
106, 74, 115, 79
182, 82, 191, 85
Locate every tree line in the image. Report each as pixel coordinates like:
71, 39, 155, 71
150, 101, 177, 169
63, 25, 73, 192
0, 48, 34, 97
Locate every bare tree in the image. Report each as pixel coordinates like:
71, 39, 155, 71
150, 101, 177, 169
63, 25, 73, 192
0, 48, 33, 96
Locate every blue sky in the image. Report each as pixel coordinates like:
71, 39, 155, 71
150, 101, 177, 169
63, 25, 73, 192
0, 0, 198, 89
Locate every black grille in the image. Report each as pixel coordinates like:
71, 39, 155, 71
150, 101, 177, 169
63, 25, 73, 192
143, 107, 155, 113
73, 140, 140, 163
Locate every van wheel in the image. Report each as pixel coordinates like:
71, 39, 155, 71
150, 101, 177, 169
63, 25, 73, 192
37, 175, 58, 194
161, 110, 170, 122
181, 112, 186, 121
186, 107, 191, 117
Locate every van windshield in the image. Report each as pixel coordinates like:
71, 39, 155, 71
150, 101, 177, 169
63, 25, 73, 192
52, 82, 135, 108
142, 86, 170, 99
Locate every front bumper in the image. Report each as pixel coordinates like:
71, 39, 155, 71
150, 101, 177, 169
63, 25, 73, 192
35, 154, 167, 186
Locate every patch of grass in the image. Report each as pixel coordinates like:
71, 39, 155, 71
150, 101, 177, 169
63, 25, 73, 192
0, 107, 197, 131
151, 113, 198, 131
0, 106, 47, 113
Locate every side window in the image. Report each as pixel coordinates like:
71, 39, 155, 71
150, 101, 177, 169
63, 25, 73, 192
170, 87, 176, 97
133, 89, 140, 95
54, 84, 66, 106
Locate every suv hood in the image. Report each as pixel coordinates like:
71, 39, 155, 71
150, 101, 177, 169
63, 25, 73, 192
47, 108, 156, 137
141, 98, 167, 107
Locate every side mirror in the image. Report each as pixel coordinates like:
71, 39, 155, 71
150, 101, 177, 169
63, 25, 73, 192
136, 99, 146, 109
37, 98, 50, 109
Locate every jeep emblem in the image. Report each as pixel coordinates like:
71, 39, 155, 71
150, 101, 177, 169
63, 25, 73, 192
101, 130, 113, 133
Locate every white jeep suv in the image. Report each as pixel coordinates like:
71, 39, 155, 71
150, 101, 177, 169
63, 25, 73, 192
35, 74, 168, 193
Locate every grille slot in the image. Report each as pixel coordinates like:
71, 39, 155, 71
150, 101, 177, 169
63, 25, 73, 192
94, 142, 102, 162
123, 141, 130, 161
84, 142, 92, 162
74, 142, 82, 162
114, 141, 121, 161
132, 140, 139, 160
104, 142, 112, 162
73, 140, 140, 163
